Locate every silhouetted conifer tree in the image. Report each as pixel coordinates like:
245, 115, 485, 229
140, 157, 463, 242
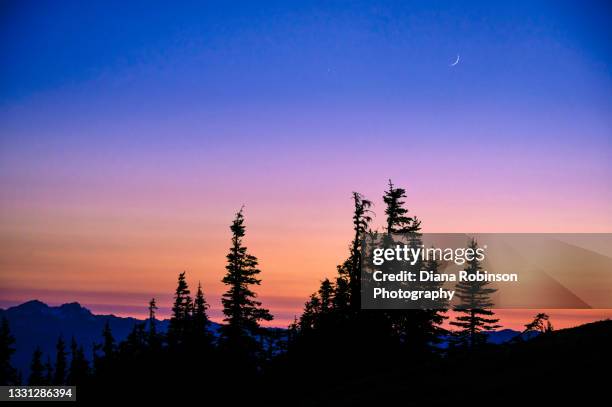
450, 239, 500, 347
148, 298, 158, 337
53, 336, 67, 385
318, 279, 334, 314
193, 282, 211, 344
0, 317, 17, 385
315, 279, 336, 330
220, 207, 273, 359
146, 298, 161, 350
287, 317, 300, 343
168, 271, 192, 345
333, 276, 350, 314
381, 180, 447, 357
28, 347, 45, 385
383, 180, 421, 234
523, 313, 553, 334
123, 323, 147, 354
68, 337, 89, 385
299, 293, 321, 333
382, 180, 425, 347
102, 322, 115, 359
347, 192, 373, 311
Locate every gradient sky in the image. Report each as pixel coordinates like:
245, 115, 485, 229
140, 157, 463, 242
1, 0, 611, 328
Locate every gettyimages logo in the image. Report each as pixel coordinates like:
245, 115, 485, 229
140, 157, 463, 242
361, 233, 612, 310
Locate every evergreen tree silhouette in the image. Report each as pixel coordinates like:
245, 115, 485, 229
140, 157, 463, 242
299, 293, 322, 333
450, 238, 500, 347
383, 179, 421, 234
382, 180, 435, 354
168, 271, 192, 345
68, 337, 89, 385
287, 316, 300, 344
94, 322, 116, 379
318, 278, 334, 315
102, 322, 115, 359
28, 347, 45, 385
523, 313, 553, 334
123, 323, 147, 354
220, 207, 273, 361
310, 279, 336, 330
193, 282, 212, 345
347, 192, 373, 311
53, 336, 67, 385
148, 297, 158, 335
292, 194, 382, 327
0, 317, 17, 385
147, 298, 159, 348
333, 276, 350, 315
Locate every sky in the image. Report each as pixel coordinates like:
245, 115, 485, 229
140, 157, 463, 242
1, 0, 611, 328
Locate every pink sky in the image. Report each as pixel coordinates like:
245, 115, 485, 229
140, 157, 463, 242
1, 174, 611, 329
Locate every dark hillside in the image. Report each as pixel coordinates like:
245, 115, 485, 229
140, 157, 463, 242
286, 320, 612, 406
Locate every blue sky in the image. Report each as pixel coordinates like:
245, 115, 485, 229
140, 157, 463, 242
2, 0, 610, 110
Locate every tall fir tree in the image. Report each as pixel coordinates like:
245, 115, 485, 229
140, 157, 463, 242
318, 279, 334, 315
53, 336, 67, 385
102, 322, 115, 359
382, 180, 420, 339
0, 317, 17, 385
29, 347, 45, 385
383, 180, 421, 234
68, 337, 89, 385
382, 180, 447, 356
168, 271, 192, 345
312, 279, 335, 330
333, 276, 350, 315
523, 313, 553, 335
123, 323, 147, 355
347, 192, 373, 311
220, 208, 273, 358
299, 293, 322, 333
287, 316, 300, 344
147, 298, 159, 348
192, 282, 211, 344
450, 239, 500, 347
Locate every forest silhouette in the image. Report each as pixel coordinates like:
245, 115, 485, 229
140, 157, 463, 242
1, 180, 609, 405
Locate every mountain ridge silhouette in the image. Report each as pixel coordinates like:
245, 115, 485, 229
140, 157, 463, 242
2, 300, 536, 382
0, 300, 200, 381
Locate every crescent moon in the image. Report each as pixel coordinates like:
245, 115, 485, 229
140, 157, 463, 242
450, 54, 460, 66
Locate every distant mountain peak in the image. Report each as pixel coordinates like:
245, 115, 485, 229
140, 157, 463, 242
5, 300, 94, 318
11, 299, 49, 312
59, 301, 83, 308
57, 302, 92, 317
0, 299, 169, 382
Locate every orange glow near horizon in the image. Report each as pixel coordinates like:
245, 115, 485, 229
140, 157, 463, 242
1, 193, 612, 329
